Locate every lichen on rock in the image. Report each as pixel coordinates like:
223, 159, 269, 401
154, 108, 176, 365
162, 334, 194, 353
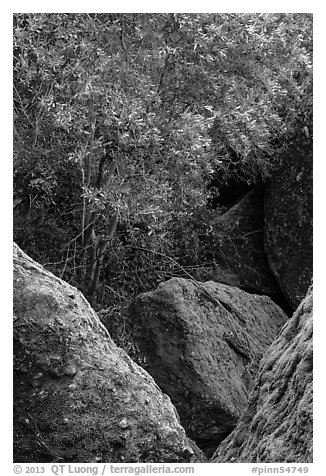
212, 287, 313, 463
13, 243, 205, 463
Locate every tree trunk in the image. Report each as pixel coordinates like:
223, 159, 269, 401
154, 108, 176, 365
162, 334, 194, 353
86, 214, 118, 306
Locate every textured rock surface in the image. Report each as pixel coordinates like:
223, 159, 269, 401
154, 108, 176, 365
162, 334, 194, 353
13, 243, 206, 463
129, 277, 287, 456
264, 129, 313, 310
213, 287, 313, 463
212, 186, 279, 297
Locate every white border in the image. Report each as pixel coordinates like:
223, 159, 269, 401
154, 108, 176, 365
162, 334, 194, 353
3, 4, 324, 474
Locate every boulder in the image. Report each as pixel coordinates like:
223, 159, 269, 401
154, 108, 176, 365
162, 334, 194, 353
13, 243, 206, 463
128, 277, 287, 456
213, 287, 312, 463
264, 128, 313, 310
211, 186, 280, 299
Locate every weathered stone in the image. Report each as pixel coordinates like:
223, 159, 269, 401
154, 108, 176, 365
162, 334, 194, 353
264, 129, 313, 310
129, 277, 287, 456
13, 243, 206, 463
211, 186, 280, 298
213, 287, 312, 463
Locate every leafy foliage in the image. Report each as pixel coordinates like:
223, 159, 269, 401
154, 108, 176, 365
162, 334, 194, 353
13, 13, 312, 318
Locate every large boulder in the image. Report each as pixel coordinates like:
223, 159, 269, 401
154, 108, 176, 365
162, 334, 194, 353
13, 243, 205, 463
264, 128, 313, 310
213, 287, 313, 463
211, 186, 280, 298
128, 277, 287, 456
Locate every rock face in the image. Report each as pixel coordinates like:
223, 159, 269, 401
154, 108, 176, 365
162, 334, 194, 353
264, 129, 313, 310
128, 277, 287, 456
13, 243, 205, 463
213, 287, 313, 463
211, 186, 280, 298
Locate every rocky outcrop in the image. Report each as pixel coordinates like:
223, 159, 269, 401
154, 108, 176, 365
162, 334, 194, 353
13, 243, 206, 463
213, 287, 312, 463
128, 277, 287, 456
211, 186, 280, 298
264, 128, 313, 310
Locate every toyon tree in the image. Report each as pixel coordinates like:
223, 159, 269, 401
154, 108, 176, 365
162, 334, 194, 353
13, 13, 312, 306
